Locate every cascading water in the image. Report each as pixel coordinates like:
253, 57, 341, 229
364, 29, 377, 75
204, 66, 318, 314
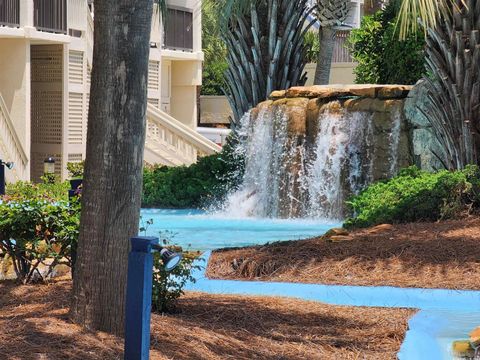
219, 108, 304, 218
218, 99, 406, 221
304, 108, 375, 220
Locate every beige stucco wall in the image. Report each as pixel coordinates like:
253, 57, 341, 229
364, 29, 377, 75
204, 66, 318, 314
170, 60, 202, 128
200, 96, 232, 124
0, 39, 30, 160
304, 62, 357, 85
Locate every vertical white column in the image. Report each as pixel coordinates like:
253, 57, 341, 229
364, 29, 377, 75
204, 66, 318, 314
20, 0, 34, 28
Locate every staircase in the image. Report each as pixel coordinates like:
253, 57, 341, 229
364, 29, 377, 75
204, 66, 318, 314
145, 104, 221, 166
85, 7, 220, 167
0, 93, 28, 183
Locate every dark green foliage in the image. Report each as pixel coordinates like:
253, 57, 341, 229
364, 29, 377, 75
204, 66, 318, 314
202, 0, 228, 96
344, 166, 480, 228
348, 1, 425, 85
142, 144, 242, 208
202, 59, 228, 96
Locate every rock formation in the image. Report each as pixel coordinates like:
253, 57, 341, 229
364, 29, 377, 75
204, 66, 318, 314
222, 85, 423, 219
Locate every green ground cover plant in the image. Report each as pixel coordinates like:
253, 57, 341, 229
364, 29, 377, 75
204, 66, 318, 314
345, 166, 480, 228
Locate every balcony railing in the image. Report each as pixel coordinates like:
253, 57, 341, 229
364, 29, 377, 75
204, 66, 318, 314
34, 0, 67, 34
0, 0, 20, 27
164, 7, 193, 52
332, 30, 353, 63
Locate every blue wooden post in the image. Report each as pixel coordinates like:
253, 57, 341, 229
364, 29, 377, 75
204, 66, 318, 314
124, 236, 159, 360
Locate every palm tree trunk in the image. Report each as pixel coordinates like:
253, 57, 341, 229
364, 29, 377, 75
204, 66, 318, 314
71, 0, 153, 335
314, 27, 336, 85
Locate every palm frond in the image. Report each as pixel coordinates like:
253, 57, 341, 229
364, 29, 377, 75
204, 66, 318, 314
154, 0, 167, 22
396, 0, 452, 39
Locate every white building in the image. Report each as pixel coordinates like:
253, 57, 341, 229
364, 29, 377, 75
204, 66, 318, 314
0, 0, 220, 183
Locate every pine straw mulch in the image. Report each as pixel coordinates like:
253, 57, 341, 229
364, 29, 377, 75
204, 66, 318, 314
0, 279, 414, 360
207, 216, 480, 290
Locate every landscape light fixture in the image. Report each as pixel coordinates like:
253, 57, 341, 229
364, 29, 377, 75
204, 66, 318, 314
43, 157, 55, 175
155, 246, 182, 271
0, 160, 14, 195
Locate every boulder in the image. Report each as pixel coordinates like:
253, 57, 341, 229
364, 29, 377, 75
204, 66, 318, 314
324, 228, 350, 237
470, 327, 480, 347
452, 340, 475, 358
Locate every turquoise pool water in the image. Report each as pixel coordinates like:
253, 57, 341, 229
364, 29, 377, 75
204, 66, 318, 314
140, 209, 340, 251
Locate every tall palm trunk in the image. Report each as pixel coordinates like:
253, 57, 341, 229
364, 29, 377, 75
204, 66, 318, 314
314, 0, 350, 85
314, 27, 336, 84
71, 0, 153, 335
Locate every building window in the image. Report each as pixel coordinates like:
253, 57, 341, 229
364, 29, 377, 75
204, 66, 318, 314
164, 7, 193, 52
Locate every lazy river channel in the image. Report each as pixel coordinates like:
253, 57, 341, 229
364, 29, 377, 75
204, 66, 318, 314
140, 209, 340, 251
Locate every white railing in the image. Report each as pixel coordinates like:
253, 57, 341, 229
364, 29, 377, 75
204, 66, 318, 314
145, 104, 221, 166
197, 127, 230, 147
0, 93, 28, 182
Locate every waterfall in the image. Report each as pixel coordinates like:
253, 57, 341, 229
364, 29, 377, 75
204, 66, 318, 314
219, 109, 303, 218
218, 100, 406, 220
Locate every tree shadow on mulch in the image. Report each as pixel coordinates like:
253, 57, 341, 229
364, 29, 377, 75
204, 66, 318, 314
0, 280, 413, 360
150, 293, 413, 360
207, 217, 480, 289
0, 280, 123, 360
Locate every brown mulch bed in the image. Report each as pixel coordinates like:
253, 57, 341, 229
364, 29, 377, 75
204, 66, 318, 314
0, 279, 414, 359
207, 217, 480, 290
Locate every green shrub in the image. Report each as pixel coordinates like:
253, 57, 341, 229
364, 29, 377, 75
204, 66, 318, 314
67, 161, 85, 178
0, 198, 80, 283
5, 181, 70, 202
142, 145, 242, 208
344, 166, 480, 228
348, 1, 425, 85
151, 233, 203, 313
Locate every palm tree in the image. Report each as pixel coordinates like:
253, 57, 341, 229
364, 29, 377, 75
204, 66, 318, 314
218, 0, 313, 125
313, 0, 350, 85
398, 0, 480, 168
72, 0, 166, 335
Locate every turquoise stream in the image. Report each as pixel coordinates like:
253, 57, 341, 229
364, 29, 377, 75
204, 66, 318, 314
140, 208, 340, 251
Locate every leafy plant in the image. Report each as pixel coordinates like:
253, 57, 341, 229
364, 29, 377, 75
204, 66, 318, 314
5, 181, 70, 202
348, 1, 425, 85
344, 166, 480, 228
201, 0, 228, 96
0, 198, 80, 283
142, 143, 243, 208
67, 161, 85, 178
304, 30, 320, 64
151, 232, 203, 313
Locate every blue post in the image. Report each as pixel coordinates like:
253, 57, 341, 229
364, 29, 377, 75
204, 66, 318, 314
124, 236, 159, 360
